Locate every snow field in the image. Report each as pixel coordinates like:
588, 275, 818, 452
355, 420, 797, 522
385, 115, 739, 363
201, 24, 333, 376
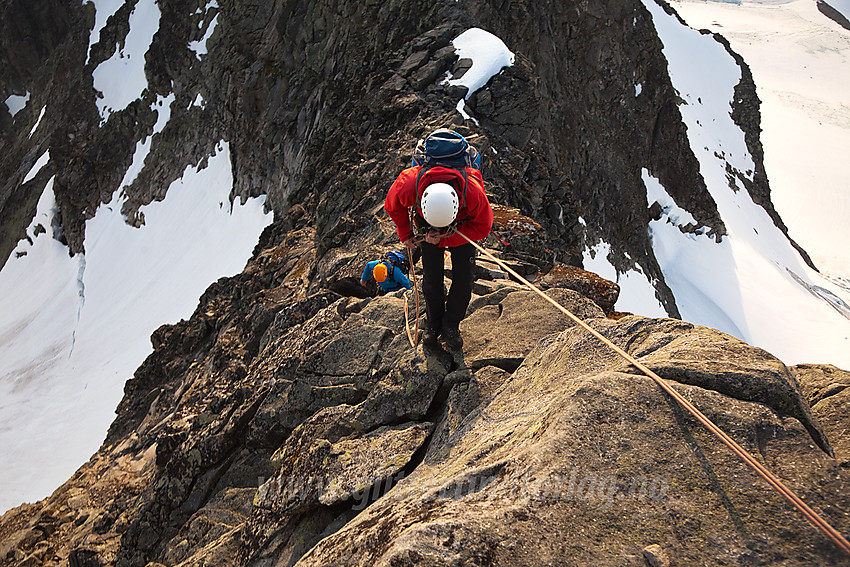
4, 92, 30, 117
671, 0, 850, 280
0, 142, 272, 513
639, 0, 850, 368
91, 0, 161, 122
582, 240, 668, 318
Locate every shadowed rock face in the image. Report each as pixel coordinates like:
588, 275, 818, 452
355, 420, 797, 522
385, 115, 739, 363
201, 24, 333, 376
1, 0, 848, 566
818, 0, 850, 32
3, 0, 782, 307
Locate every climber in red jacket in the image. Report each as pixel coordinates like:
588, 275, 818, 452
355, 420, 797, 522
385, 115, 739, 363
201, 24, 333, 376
385, 130, 493, 349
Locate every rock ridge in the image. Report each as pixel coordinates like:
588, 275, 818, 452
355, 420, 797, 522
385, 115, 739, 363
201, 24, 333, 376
1, 0, 849, 565
1, 219, 848, 565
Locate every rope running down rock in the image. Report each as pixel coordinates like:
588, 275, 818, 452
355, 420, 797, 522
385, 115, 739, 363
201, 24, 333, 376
403, 245, 420, 348
456, 229, 850, 557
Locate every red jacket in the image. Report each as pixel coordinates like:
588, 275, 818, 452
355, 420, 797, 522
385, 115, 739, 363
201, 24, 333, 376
385, 165, 493, 248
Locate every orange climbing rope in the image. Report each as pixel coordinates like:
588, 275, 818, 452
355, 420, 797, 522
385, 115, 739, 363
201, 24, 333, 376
457, 230, 850, 557
403, 245, 420, 348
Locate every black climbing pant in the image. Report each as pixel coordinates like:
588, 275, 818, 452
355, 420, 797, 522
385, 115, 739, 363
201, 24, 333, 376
419, 241, 476, 332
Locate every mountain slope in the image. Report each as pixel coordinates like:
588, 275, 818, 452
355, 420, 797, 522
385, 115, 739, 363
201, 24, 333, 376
672, 0, 850, 283
1, 225, 848, 565
1, 0, 849, 564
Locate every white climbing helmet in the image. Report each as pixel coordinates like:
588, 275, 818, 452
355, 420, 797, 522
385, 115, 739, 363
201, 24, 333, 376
420, 183, 459, 228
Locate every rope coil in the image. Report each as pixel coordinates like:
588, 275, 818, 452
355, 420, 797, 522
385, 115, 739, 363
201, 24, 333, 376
455, 229, 850, 557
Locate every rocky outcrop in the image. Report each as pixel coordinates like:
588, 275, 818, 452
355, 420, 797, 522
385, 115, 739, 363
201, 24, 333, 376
0, 0, 86, 260
294, 318, 850, 567
791, 364, 850, 467
818, 1, 850, 32
539, 263, 620, 315
1, 219, 848, 565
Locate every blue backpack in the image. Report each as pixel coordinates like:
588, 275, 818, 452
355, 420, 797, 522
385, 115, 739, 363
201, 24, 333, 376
410, 129, 481, 215
385, 250, 410, 275
411, 128, 481, 170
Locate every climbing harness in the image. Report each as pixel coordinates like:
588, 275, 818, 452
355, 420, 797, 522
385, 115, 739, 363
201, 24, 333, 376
403, 245, 421, 348
455, 229, 850, 557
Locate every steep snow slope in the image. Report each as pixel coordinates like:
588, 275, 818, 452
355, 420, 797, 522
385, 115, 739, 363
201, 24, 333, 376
0, 143, 271, 514
671, 0, 850, 282
633, 0, 850, 370
0, 0, 273, 513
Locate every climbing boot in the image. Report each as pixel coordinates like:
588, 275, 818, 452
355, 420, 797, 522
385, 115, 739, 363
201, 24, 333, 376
422, 326, 439, 347
442, 325, 463, 350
